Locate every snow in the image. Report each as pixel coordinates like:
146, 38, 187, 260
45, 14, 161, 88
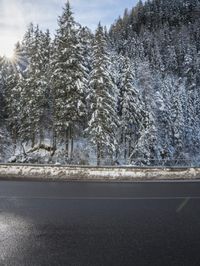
0, 0, 199, 167
0, 164, 199, 181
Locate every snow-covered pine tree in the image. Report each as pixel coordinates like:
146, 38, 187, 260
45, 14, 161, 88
170, 77, 185, 164
19, 25, 39, 147
120, 56, 144, 161
18, 24, 37, 146
156, 75, 174, 163
21, 23, 34, 65
183, 45, 200, 155
79, 27, 93, 78
0, 58, 13, 161
1, 57, 18, 143
19, 25, 51, 147
130, 114, 158, 166
78, 26, 92, 127
5, 65, 20, 147
36, 29, 51, 145
87, 23, 118, 166
51, 1, 87, 158
0, 57, 7, 124
130, 59, 160, 165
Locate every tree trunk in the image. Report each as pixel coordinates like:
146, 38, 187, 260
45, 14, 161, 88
52, 127, 57, 156
21, 142, 26, 157
65, 128, 69, 157
115, 148, 119, 163
68, 125, 73, 161
39, 129, 43, 146
71, 136, 74, 161
12, 128, 17, 154
128, 132, 132, 157
121, 129, 124, 144
124, 134, 127, 162
97, 143, 101, 166
31, 132, 35, 148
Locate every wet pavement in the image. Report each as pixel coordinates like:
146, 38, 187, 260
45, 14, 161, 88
0, 180, 200, 266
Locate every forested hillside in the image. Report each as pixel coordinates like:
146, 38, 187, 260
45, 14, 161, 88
0, 0, 199, 166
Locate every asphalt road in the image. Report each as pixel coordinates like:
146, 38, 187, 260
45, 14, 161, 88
1, 180, 200, 266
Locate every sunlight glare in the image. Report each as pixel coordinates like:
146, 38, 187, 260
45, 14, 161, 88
0, 40, 15, 59
0, 0, 26, 59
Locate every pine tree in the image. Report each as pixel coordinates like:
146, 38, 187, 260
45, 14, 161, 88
21, 23, 34, 66
130, 114, 159, 166
51, 1, 87, 158
170, 77, 185, 163
87, 23, 118, 166
19, 25, 39, 146
78, 26, 92, 125
120, 56, 145, 161
130, 59, 160, 165
36, 29, 51, 144
156, 75, 174, 163
19, 25, 51, 147
0, 57, 6, 124
5, 66, 21, 147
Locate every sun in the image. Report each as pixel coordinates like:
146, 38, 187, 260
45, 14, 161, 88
0, 34, 17, 60
0, 40, 27, 71
0, 43, 15, 60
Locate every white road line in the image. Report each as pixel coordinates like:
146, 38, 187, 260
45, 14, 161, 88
0, 196, 199, 200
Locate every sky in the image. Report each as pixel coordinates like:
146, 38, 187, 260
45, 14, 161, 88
0, 0, 138, 58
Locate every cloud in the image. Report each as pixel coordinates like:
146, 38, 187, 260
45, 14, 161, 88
0, 0, 137, 34
0, 0, 137, 56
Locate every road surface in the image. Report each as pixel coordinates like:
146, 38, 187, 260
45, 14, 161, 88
0, 180, 200, 265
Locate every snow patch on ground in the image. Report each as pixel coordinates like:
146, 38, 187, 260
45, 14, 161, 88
0, 165, 200, 181
0, 127, 13, 162
5, 137, 98, 165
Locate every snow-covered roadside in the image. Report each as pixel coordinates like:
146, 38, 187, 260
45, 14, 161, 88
0, 164, 199, 181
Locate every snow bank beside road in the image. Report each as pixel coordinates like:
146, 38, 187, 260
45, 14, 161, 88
0, 164, 199, 181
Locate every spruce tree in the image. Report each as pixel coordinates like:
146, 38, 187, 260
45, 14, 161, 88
120, 56, 144, 161
5, 66, 20, 147
130, 60, 160, 165
19, 25, 51, 147
87, 23, 118, 166
51, 1, 87, 158
170, 78, 185, 163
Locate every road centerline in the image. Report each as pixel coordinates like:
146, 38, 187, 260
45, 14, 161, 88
0, 196, 199, 200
